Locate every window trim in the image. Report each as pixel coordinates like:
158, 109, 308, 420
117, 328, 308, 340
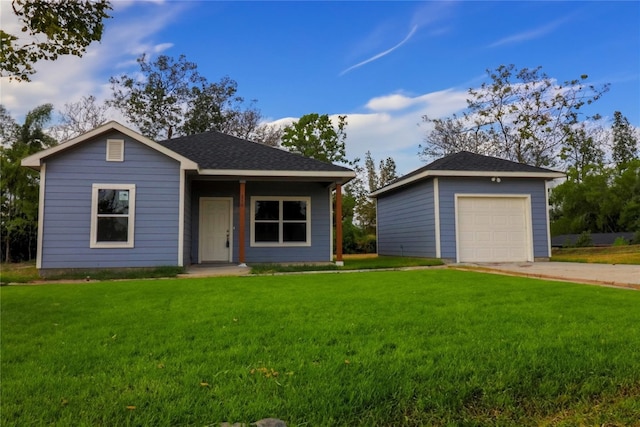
250, 196, 311, 247
90, 183, 136, 248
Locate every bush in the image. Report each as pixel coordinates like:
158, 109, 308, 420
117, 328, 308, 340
613, 236, 629, 246
631, 231, 640, 245
575, 231, 593, 247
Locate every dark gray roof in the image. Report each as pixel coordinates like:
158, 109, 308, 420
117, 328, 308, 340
404, 151, 559, 178
372, 151, 564, 196
157, 131, 353, 173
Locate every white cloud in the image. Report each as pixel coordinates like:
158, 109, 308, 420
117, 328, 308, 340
265, 88, 469, 175
0, 2, 188, 121
487, 17, 569, 48
340, 25, 418, 76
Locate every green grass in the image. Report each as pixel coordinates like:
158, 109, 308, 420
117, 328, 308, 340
0, 261, 39, 283
2, 270, 639, 426
551, 245, 640, 265
250, 255, 443, 274
0, 263, 184, 284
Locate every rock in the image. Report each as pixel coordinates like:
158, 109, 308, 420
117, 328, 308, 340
252, 418, 287, 427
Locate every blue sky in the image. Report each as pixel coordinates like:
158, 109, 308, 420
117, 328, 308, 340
2, 1, 639, 174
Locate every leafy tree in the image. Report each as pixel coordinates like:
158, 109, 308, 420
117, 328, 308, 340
559, 123, 605, 182
108, 54, 264, 141
353, 151, 399, 233
1, 0, 112, 81
281, 113, 351, 164
181, 75, 244, 137
0, 104, 57, 262
109, 54, 201, 140
52, 95, 108, 141
611, 111, 639, 168
420, 64, 609, 167
378, 157, 398, 187
550, 160, 640, 235
0, 105, 18, 146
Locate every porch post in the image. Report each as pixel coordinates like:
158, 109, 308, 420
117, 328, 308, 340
238, 180, 247, 267
335, 183, 344, 266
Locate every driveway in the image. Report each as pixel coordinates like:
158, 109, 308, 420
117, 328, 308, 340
453, 262, 640, 289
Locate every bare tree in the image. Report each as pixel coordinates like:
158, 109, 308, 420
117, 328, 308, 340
53, 95, 108, 141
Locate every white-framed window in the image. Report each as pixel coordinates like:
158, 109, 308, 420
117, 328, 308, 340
90, 184, 136, 248
250, 196, 311, 247
106, 139, 124, 162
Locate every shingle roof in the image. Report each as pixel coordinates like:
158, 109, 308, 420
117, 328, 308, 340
157, 131, 353, 173
405, 151, 558, 178
371, 151, 564, 197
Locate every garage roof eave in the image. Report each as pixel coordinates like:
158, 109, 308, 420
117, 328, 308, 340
370, 170, 566, 197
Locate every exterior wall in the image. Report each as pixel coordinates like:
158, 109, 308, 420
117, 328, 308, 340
376, 179, 436, 257
40, 131, 181, 269
191, 180, 332, 263
438, 177, 549, 260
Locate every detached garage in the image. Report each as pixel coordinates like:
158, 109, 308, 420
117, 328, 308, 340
371, 152, 564, 263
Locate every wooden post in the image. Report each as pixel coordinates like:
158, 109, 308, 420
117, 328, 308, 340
335, 183, 343, 266
238, 180, 246, 266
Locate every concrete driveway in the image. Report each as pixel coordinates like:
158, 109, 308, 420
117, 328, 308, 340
454, 262, 640, 289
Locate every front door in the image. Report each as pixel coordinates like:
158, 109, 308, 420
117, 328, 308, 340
199, 198, 232, 262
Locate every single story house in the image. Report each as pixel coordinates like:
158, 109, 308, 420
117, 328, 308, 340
22, 121, 355, 276
371, 151, 565, 263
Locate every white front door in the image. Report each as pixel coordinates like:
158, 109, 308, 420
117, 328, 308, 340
199, 198, 232, 262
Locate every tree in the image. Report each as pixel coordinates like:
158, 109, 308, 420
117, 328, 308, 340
353, 151, 399, 234
420, 65, 609, 167
108, 54, 263, 141
181, 75, 244, 137
419, 113, 495, 161
281, 113, 351, 164
550, 160, 640, 236
109, 54, 201, 140
559, 123, 606, 182
249, 123, 283, 147
52, 95, 108, 141
0, 104, 57, 262
378, 157, 398, 188
0, 105, 18, 146
611, 111, 639, 168
1, 0, 112, 81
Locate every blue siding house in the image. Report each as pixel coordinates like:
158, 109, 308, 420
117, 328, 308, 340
372, 152, 564, 263
22, 122, 355, 276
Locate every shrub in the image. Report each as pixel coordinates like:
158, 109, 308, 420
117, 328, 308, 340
613, 236, 629, 246
575, 231, 593, 247
631, 231, 640, 245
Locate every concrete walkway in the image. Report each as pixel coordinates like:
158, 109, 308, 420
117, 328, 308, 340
180, 264, 251, 278
452, 262, 640, 289
179, 261, 639, 290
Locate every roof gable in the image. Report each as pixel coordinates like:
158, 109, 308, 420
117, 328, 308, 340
371, 151, 565, 197
21, 121, 354, 182
21, 121, 198, 170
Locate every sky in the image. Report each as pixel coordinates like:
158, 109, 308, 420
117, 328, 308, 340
1, 0, 639, 175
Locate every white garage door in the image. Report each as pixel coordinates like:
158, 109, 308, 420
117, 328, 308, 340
457, 196, 532, 263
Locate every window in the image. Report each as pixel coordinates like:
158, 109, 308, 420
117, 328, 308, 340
90, 184, 136, 248
106, 139, 124, 162
251, 197, 311, 246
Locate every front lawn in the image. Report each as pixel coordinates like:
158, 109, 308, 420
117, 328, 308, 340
2, 270, 639, 426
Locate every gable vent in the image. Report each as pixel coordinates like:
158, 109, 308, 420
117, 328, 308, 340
106, 139, 124, 162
